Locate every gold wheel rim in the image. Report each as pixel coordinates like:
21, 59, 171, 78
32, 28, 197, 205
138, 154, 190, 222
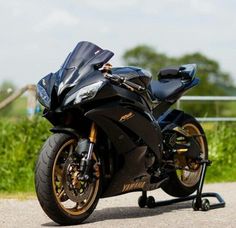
52, 139, 100, 216
176, 123, 206, 187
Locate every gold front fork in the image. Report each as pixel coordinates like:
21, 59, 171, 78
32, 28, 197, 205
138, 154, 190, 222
89, 122, 97, 144
84, 122, 97, 162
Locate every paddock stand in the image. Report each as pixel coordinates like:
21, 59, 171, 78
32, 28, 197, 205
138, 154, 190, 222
138, 160, 225, 211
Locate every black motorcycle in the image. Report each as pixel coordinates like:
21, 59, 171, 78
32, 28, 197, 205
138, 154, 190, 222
35, 41, 208, 225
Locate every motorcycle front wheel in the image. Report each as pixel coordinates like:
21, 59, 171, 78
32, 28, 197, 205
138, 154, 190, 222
35, 133, 101, 225
161, 115, 208, 197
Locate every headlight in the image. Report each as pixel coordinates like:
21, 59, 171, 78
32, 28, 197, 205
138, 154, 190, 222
37, 84, 51, 108
74, 81, 103, 104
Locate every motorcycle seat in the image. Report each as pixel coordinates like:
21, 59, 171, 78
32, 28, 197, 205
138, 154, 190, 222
150, 64, 196, 100
149, 78, 184, 101
158, 65, 196, 81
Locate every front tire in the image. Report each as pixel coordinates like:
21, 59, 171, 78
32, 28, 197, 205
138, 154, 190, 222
35, 133, 101, 225
161, 115, 208, 197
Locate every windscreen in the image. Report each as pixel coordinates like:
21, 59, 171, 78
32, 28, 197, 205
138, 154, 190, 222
57, 41, 114, 94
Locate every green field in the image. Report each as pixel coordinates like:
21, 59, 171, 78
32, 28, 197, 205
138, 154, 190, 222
0, 117, 235, 193
0, 117, 51, 192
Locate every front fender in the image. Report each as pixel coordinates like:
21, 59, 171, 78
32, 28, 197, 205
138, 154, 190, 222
50, 126, 80, 139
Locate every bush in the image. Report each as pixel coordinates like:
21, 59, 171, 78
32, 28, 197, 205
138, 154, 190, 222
0, 117, 51, 192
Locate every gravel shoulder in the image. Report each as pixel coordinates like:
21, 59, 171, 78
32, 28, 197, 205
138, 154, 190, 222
0, 182, 235, 228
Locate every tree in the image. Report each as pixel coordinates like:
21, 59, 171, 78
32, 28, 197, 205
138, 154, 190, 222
122, 45, 235, 117
123, 45, 170, 75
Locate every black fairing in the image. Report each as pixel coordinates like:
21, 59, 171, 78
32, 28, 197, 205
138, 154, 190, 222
37, 41, 114, 110
57, 41, 114, 94
85, 102, 162, 159
85, 102, 163, 197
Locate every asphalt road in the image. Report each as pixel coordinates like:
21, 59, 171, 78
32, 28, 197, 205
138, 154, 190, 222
0, 182, 235, 228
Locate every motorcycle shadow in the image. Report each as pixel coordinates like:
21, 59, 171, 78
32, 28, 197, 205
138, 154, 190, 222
88, 202, 192, 223
42, 201, 192, 226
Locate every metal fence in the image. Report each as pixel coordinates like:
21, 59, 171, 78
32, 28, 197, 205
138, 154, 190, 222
177, 96, 236, 122
1, 85, 236, 122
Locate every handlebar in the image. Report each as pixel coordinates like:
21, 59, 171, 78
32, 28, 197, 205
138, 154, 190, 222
104, 73, 145, 92
124, 80, 145, 91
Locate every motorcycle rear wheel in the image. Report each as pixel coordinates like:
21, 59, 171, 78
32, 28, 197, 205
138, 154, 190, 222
35, 133, 101, 225
161, 115, 208, 197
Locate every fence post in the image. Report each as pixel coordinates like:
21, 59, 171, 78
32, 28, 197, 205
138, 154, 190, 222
176, 100, 180, 110
27, 85, 37, 119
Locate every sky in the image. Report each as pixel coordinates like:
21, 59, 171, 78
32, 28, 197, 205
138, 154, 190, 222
0, 0, 236, 87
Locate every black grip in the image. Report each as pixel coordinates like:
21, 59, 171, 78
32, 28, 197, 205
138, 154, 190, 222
105, 74, 145, 91
105, 74, 124, 83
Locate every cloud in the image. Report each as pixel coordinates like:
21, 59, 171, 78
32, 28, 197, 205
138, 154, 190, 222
0, 0, 236, 86
34, 8, 79, 32
190, 0, 214, 14
79, 0, 141, 10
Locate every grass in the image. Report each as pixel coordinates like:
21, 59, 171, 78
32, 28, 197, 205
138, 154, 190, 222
206, 165, 236, 183
204, 122, 236, 182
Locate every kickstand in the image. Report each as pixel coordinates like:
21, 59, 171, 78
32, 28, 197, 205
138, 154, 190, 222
138, 160, 225, 211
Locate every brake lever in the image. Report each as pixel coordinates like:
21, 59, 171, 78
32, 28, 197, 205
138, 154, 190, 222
105, 74, 145, 91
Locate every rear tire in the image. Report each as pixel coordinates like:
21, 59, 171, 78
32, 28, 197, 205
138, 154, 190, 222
35, 133, 101, 225
161, 115, 208, 197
